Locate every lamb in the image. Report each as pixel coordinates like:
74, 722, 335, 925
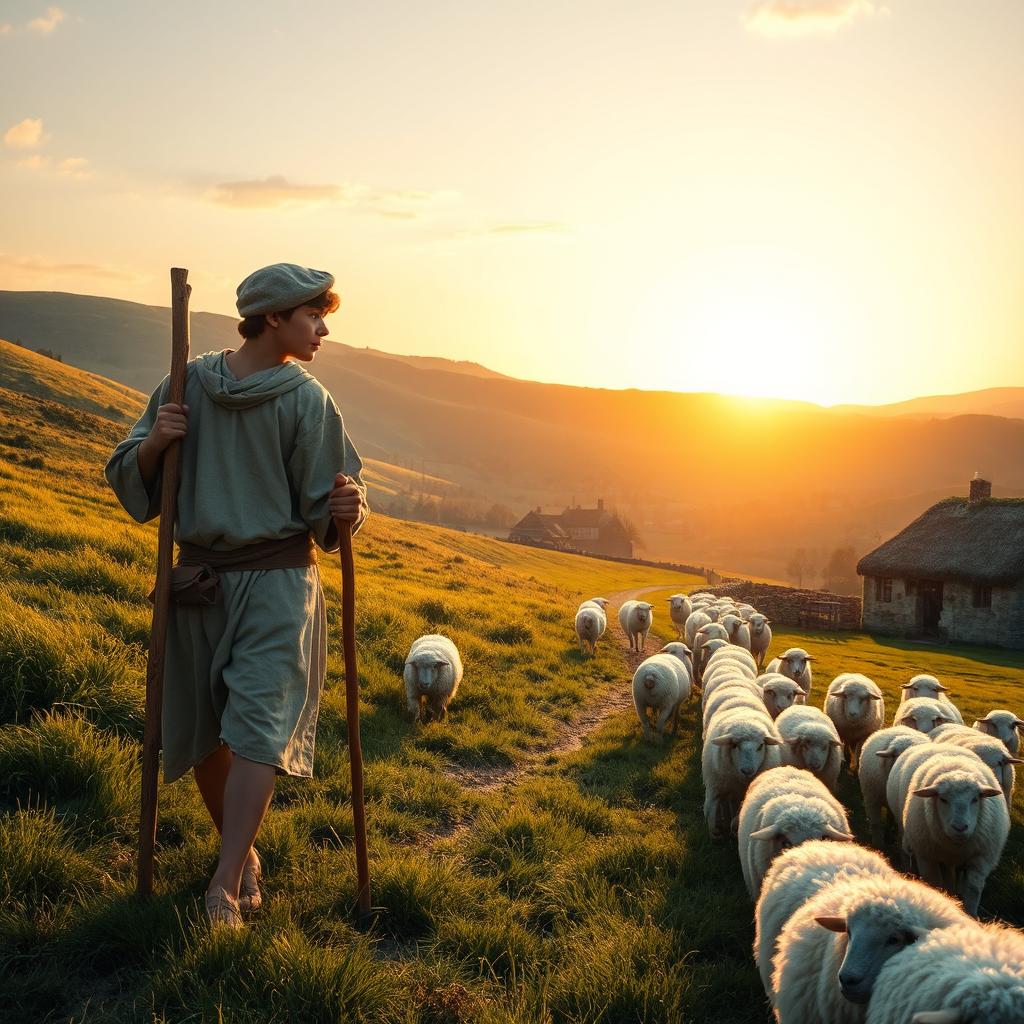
865, 920, 1024, 1024
895, 696, 958, 734
973, 709, 1024, 755
766, 647, 813, 698
825, 673, 885, 773
618, 599, 653, 652
900, 673, 964, 724
684, 609, 711, 648
858, 726, 931, 846
748, 613, 772, 670
720, 613, 752, 652
775, 704, 844, 792
702, 706, 782, 838
702, 680, 767, 736
754, 840, 893, 1000
902, 749, 1009, 915
574, 604, 606, 656
932, 728, 1020, 806
632, 653, 691, 743
404, 634, 464, 723
737, 766, 851, 899
772, 871, 970, 1021
666, 594, 692, 638
760, 675, 807, 719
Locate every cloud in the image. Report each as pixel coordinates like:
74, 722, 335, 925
27, 6, 65, 34
206, 175, 353, 208
57, 156, 90, 177
743, 0, 886, 36
361, 187, 460, 220
4, 118, 46, 149
0, 23, 13, 35
17, 154, 48, 170
0, 252, 143, 282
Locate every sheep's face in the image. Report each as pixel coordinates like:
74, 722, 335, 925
634, 604, 652, 627
838, 687, 879, 722
714, 731, 778, 778
749, 615, 767, 635
764, 684, 801, 716
900, 708, 948, 734
705, 608, 720, 622
412, 658, 449, 691
975, 712, 1024, 750
914, 774, 1003, 840
795, 736, 835, 773
781, 655, 810, 681
904, 677, 945, 700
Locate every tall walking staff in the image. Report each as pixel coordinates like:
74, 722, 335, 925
337, 518, 371, 917
138, 267, 191, 896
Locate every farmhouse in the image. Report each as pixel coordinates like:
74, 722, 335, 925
508, 498, 634, 558
857, 477, 1024, 649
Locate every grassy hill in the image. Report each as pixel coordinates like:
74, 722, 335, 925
1, 345, 1022, 1023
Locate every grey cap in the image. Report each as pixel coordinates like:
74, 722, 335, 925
235, 263, 335, 317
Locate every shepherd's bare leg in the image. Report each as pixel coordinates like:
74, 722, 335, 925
194, 745, 260, 878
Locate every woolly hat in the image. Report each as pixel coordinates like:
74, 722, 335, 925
235, 263, 335, 317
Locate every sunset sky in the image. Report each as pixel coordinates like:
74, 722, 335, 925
1, 1, 1022, 405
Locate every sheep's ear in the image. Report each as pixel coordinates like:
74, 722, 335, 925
749, 826, 778, 841
712, 735, 734, 747
795, 686, 807, 697
804, 655, 815, 661
824, 826, 854, 841
912, 786, 941, 798
833, 687, 847, 697
911, 1010, 963, 1024
1005, 757, 1024, 766
1013, 718, 1024, 729
830, 740, 843, 749
976, 715, 994, 724
868, 693, 883, 701
933, 682, 949, 691
876, 748, 897, 759
814, 916, 847, 933
979, 787, 1003, 799
763, 736, 782, 746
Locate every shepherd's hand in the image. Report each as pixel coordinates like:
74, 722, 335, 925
329, 473, 364, 522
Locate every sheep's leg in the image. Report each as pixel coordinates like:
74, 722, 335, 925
704, 791, 722, 838
655, 703, 674, 740
866, 803, 885, 848
959, 864, 989, 918
669, 700, 682, 737
430, 694, 448, 722
915, 854, 945, 891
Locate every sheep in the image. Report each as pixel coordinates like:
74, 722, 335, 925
702, 667, 763, 709
702, 680, 768, 736
404, 634, 464, 723
618, 600, 653, 652
766, 647, 814, 698
895, 696, 958, 735
748, 613, 772, 670
858, 726, 931, 846
737, 766, 852, 899
825, 673, 885, 773
684, 609, 711, 648
666, 594, 692, 638
865, 920, 1024, 1024
693, 630, 732, 684
658, 641, 694, 679
754, 840, 893, 1001
902, 749, 1009, 915
900, 673, 964, 724
703, 658, 758, 693
775, 705, 844, 792
705, 644, 758, 676
760, 675, 807, 719
632, 653, 691, 743
931, 728, 1020, 806
720, 613, 753, 652
736, 602, 757, 621
578, 597, 610, 612
772, 871, 971, 1021
574, 604, 606, 656
973, 709, 1024, 755
702, 706, 782, 838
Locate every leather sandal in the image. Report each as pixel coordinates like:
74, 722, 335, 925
205, 886, 243, 929
238, 849, 262, 912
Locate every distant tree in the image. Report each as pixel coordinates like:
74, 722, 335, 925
822, 545, 860, 595
616, 511, 645, 552
786, 548, 815, 588
484, 503, 517, 528
36, 348, 63, 362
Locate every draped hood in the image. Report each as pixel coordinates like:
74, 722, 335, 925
193, 351, 314, 409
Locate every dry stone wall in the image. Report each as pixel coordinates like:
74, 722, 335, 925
713, 580, 862, 631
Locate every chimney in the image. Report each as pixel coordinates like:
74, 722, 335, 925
969, 473, 992, 503
535, 505, 542, 513
597, 497, 605, 511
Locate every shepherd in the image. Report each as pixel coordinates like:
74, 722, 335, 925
105, 263, 369, 927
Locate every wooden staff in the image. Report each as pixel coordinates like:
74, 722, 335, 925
337, 518, 371, 917
138, 267, 191, 896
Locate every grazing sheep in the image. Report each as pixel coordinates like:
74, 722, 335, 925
748, 613, 772, 670
973, 709, 1024, 755
865, 920, 1024, 1024
737, 766, 851, 899
902, 750, 1009, 915
760, 676, 807, 719
721, 613, 753, 652
702, 680, 768, 736
632, 653, 690, 743
766, 648, 814, 699
932, 728, 1020, 806
618, 600, 653, 652
404, 634, 464, 723
900, 673, 964, 724
772, 872, 970, 1021
825, 673, 885, 773
666, 594, 692, 638
574, 605, 606, 656
684, 609, 711, 648
702, 707, 782, 838
895, 696, 958, 735
754, 840, 892, 1000
858, 726, 931, 846
775, 705, 844, 792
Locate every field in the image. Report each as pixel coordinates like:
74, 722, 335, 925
1, 344, 1022, 1023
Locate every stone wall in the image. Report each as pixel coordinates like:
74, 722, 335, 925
713, 581, 862, 631
862, 576, 918, 635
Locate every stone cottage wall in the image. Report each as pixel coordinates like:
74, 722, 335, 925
941, 579, 1024, 650
861, 576, 919, 635
715, 581, 862, 631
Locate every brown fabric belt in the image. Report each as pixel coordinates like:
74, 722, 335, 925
177, 532, 317, 571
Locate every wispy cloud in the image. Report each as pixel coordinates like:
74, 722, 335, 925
0, 252, 144, 282
362, 187, 460, 220
206, 175, 353, 208
57, 156, 90, 177
4, 118, 46, 149
17, 154, 48, 170
28, 6, 65, 34
744, 0, 886, 37
0, 23, 13, 35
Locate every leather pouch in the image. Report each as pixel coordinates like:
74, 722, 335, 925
148, 564, 222, 607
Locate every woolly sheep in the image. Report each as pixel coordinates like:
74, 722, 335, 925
659, 641, 694, 678
684, 609, 711, 648
932, 728, 1020, 806
618, 600, 653, 652
772, 871, 970, 1020
574, 605, 606, 656
702, 706, 782, 838
825, 673, 885, 773
720, 613, 753, 652
404, 634, 464, 723
701, 667, 763, 709
900, 673, 964, 725
578, 597, 611, 611
737, 602, 756, 618
666, 594, 692, 638
693, 623, 730, 675
702, 680, 768, 736
760, 676, 807, 719
865, 920, 1024, 1024
859, 726, 931, 846
766, 647, 814, 698
748, 613, 772, 670
775, 705, 844, 792
973, 709, 1024, 755
902, 749, 1009, 915
632, 653, 691, 742
754, 840, 893, 1000
737, 766, 851, 899
702, 659, 757, 695
705, 644, 758, 676
895, 696, 958, 735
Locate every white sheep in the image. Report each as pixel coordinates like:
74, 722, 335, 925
902, 749, 1009, 915
684, 609, 711, 648
705, 645, 758, 678
702, 660, 758, 696
760, 675, 807, 719
865, 920, 1024, 1024
702, 680, 768, 736
775, 705, 844, 792
659, 641, 694, 678
737, 766, 851, 900
618, 600, 653, 652
825, 673, 885, 773
973, 709, 1024, 755
702, 706, 782, 838
702, 667, 763, 709
720, 613, 752, 652
900, 673, 964, 724
736, 602, 757, 619
748, 613, 772, 670
932, 727, 1020, 806
578, 597, 611, 611
632, 652, 691, 742
754, 839, 893, 1001
404, 634, 463, 723
858, 725, 931, 846
666, 594, 692, 638
766, 648, 814, 699
574, 604, 606, 656
772, 871, 970, 1020
693, 624, 731, 681
895, 696, 958, 734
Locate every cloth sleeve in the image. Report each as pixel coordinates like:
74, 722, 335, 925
288, 396, 369, 552
104, 376, 169, 524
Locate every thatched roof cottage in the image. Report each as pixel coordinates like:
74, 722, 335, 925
508, 498, 633, 559
857, 477, 1024, 649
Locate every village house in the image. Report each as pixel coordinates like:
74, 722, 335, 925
508, 498, 634, 558
857, 477, 1024, 649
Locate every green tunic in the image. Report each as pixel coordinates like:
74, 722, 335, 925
105, 351, 368, 782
